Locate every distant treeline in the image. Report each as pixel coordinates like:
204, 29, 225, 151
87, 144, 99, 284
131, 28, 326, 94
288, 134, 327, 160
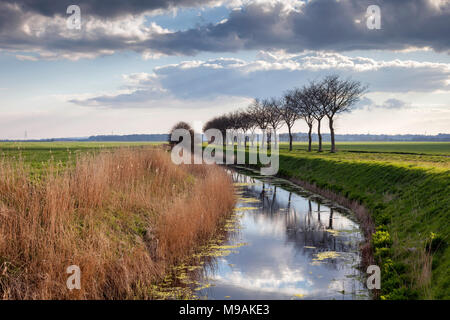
2, 133, 449, 143
86, 134, 169, 142
1, 134, 169, 143
279, 133, 450, 142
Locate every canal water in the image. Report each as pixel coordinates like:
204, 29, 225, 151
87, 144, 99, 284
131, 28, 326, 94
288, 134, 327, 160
157, 167, 370, 300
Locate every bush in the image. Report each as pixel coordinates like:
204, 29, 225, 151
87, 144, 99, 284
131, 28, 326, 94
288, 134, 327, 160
426, 232, 447, 253
168, 121, 194, 149
372, 230, 393, 248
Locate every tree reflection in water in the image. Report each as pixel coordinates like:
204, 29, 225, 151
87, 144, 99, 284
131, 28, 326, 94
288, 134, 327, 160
161, 168, 369, 300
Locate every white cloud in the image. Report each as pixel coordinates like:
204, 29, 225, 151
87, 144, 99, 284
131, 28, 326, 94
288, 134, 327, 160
64, 51, 450, 136
69, 51, 450, 107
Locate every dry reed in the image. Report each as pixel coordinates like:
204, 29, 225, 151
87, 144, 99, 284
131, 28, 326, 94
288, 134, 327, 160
0, 148, 235, 299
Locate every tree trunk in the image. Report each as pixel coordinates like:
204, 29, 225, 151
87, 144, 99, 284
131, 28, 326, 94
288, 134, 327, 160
222, 130, 227, 148
273, 129, 278, 148
329, 208, 334, 229
261, 129, 265, 149
329, 117, 336, 153
267, 130, 272, 151
317, 118, 322, 152
288, 126, 293, 151
308, 124, 312, 152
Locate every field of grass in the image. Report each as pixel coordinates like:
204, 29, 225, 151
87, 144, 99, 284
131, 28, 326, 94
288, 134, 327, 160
0, 142, 234, 299
277, 142, 450, 172
0, 142, 162, 169
273, 142, 450, 299
287, 141, 450, 155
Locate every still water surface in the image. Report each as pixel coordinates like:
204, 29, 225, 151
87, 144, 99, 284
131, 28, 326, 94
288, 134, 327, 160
161, 167, 369, 300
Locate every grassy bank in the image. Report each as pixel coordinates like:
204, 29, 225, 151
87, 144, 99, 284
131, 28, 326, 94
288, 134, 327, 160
274, 142, 449, 299
0, 144, 235, 299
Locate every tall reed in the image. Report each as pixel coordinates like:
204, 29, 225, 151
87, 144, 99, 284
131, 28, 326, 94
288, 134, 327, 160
0, 148, 235, 299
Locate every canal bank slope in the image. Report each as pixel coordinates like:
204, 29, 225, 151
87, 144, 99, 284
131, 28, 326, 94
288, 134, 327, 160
273, 148, 449, 300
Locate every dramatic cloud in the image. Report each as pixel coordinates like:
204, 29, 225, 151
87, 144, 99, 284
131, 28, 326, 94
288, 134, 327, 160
1, 0, 449, 60
2, 1, 449, 139
0, 2, 175, 60
70, 52, 450, 108
147, 0, 450, 55
1, 0, 220, 18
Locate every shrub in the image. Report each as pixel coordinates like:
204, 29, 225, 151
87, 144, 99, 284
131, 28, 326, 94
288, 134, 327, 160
168, 122, 194, 149
426, 232, 447, 253
372, 230, 393, 248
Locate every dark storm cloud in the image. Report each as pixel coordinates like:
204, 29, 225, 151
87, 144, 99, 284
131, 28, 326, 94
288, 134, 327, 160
2, 0, 216, 17
147, 0, 450, 54
1, 0, 450, 59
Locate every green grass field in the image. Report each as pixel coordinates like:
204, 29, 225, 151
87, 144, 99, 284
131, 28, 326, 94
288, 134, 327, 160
0, 142, 161, 172
278, 142, 450, 172
286, 141, 450, 155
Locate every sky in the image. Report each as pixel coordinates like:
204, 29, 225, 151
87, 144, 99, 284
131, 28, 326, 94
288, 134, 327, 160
0, 0, 449, 139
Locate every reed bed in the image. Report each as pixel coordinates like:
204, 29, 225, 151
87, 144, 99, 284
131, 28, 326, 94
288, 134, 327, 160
0, 148, 235, 299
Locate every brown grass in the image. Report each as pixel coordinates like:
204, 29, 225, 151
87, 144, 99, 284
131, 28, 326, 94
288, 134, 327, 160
412, 248, 433, 299
0, 148, 235, 299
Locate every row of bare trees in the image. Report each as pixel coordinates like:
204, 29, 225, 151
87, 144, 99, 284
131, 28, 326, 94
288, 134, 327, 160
203, 75, 366, 153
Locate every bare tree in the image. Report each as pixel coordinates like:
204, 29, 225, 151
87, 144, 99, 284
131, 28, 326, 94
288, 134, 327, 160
318, 75, 367, 153
294, 88, 315, 152
201, 74, 365, 155
237, 110, 256, 149
244, 111, 259, 147
203, 108, 259, 149
248, 98, 270, 147
203, 115, 231, 147
265, 98, 283, 146
169, 121, 194, 151
282, 90, 302, 151
306, 82, 326, 152
227, 111, 242, 145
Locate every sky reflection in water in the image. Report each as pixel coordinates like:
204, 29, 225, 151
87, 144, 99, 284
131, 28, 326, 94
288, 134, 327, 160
195, 168, 369, 300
